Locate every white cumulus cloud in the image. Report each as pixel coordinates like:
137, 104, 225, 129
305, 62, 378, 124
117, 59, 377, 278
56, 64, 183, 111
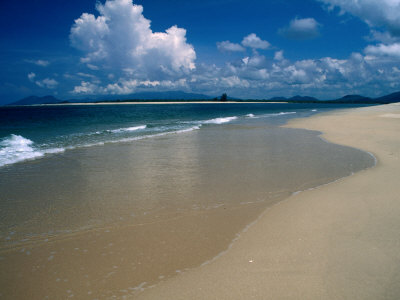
217, 41, 245, 52
27, 72, 59, 89
365, 42, 400, 58
189, 47, 400, 99
319, 0, 400, 37
28, 72, 36, 81
241, 33, 270, 49
70, 0, 196, 86
72, 81, 99, 94
279, 18, 321, 40
64, 0, 400, 98
72, 78, 188, 95
274, 50, 285, 61
26, 59, 50, 67
36, 78, 59, 89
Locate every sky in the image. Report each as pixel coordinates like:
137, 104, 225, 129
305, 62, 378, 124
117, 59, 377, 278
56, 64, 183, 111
1, 0, 400, 103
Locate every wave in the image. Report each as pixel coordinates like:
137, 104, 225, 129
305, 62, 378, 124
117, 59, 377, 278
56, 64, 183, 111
57, 125, 201, 150
311, 109, 317, 112
243, 112, 296, 119
107, 125, 147, 134
259, 111, 296, 118
89, 125, 202, 147
199, 116, 238, 125
86, 125, 147, 136
274, 112, 296, 116
174, 125, 201, 134
0, 110, 300, 168
0, 125, 200, 167
0, 135, 64, 167
116, 125, 201, 143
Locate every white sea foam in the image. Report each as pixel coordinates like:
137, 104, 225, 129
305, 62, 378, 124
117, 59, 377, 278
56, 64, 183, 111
200, 116, 238, 124
244, 112, 296, 119
258, 111, 297, 118
0, 135, 64, 167
85, 125, 147, 136
44, 148, 65, 154
116, 125, 201, 143
174, 125, 201, 134
275, 111, 296, 116
108, 125, 146, 134
311, 109, 318, 112
58, 125, 202, 152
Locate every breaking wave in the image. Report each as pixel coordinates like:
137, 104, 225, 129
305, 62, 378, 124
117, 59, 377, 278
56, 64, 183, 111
107, 125, 147, 134
0, 110, 301, 167
0, 135, 64, 167
198, 116, 238, 125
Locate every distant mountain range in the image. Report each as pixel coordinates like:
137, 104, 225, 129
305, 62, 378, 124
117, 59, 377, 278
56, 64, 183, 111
269, 95, 319, 102
9, 95, 61, 106
6, 90, 400, 106
8, 91, 213, 106
268, 92, 400, 104
87, 90, 214, 102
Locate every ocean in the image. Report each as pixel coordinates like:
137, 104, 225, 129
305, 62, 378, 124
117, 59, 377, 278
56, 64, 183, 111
0, 102, 376, 299
0, 102, 360, 168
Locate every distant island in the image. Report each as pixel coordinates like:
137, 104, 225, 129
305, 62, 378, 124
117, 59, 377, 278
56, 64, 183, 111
6, 90, 400, 106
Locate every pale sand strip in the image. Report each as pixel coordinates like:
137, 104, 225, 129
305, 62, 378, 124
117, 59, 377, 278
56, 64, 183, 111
137, 103, 400, 299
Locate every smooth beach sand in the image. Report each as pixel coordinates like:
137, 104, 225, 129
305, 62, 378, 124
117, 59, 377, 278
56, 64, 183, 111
137, 103, 400, 299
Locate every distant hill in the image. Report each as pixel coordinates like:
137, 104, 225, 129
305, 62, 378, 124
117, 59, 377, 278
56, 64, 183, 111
331, 92, 400, 104
7, 91, 213, 105
374, 91, 400, 104
331, 94, 373, 103
288, 95, 319, 102
92, 91, 213, 102
122, 91, 212, 100
267, 92, 400, 104
266, 95, 319, 102
269, 96, 288, 101
8, 95, 61, 106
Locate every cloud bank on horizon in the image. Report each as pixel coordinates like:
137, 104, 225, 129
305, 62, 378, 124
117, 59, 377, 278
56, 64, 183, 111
3, 0, 400, 101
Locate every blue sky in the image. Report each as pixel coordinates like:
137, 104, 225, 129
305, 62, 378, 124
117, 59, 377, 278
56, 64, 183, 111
1, 0, 400, 103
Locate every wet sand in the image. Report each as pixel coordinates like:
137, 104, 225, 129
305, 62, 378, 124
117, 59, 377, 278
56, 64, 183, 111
137, 103, 400, 299
0, 110, 376, 299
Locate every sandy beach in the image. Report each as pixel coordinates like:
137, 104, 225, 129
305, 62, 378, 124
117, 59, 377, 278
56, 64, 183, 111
137, 103, 400, 299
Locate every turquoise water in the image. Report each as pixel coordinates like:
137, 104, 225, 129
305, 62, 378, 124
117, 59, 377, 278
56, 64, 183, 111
0, 103, 368, 167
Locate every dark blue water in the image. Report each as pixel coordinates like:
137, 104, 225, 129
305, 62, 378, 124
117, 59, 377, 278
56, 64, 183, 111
0, 103, 369, 167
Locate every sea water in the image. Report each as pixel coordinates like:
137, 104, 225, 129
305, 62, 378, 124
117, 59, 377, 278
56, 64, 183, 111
0, 103, 361, 168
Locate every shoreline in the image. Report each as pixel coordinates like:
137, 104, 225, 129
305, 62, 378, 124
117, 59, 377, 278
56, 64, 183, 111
137, 103, 400, 299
